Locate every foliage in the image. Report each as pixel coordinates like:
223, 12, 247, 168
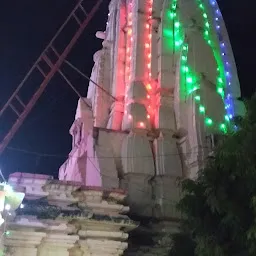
170, 95, 256, 256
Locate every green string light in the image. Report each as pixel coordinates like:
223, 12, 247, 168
195, 0, 228, 133
166, 0, 229, 134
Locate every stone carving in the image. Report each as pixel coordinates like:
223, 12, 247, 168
2, 174, 136, 256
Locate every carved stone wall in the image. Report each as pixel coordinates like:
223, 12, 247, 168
2, 173, 136, 256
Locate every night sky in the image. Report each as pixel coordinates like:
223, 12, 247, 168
0, 0, 255, 179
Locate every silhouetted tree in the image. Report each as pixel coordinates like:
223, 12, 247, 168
170, 94, 256, 255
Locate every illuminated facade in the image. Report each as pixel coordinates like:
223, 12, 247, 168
59, 0, 244, 253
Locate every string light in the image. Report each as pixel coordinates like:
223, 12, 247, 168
196, 0, 232, 132
143, 0, 154, 128
209, 0, 235, 119
166, 0, 232, 133
125, 0, 133, 124
123, 0, 234, 133
165, 0, 184, 52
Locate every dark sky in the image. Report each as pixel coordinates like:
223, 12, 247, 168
0, 0, 255, 179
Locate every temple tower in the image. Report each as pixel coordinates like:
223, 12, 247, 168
59, 0, 244, 254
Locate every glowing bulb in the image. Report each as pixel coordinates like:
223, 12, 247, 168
146, 84, 152, 90
205, 118, 213, 125
199, 105, 205, 113
186, 77, 193, 83
145, 43, 150, 48
182, 56, 187, 61
5, 204, 11, 211
175, 40, 182, 47
218, 77, 223, 83
220, 123, 227, 132
170, 12, 176, 19
139, 122, 145, 127
147, 114, 150, 119
225, 115, 229, 121
217, 87, 223, 94
182, 66, 189, 72
194, 95, 200, 101
20, 204, 24, 209
174, 21, 180, 28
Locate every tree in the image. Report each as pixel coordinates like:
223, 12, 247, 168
170, 94, 256, 256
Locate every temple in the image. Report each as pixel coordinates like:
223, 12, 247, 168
59, 0, 243, 234
1, 0, 244, 255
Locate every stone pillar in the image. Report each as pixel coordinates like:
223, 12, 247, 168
121, 131, 155, 217
154, 131, 182, 177
122, 0, 151, 131
153, 132, 183, 219
37, 234, 79, 256
107, 0, 126, 130
4, 230, 46, 256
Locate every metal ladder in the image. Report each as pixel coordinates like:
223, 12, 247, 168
0, 0, 103, 155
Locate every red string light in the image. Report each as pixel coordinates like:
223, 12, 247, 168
144, 0, 153, 128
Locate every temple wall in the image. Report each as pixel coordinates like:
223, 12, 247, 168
1, 173, 136, 256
